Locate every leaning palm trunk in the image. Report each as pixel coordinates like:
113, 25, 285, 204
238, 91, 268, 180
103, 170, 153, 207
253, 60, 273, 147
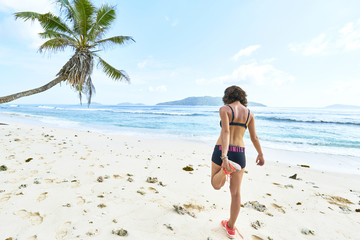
0, 49, 93, 104
0, 76, 65, 104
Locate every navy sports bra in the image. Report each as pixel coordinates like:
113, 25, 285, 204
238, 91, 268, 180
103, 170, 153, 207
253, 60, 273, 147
220, 105, 250, 129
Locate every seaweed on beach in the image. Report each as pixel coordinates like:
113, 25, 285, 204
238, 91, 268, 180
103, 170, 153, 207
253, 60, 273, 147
251, 220, 264, 229
0, 165, 8, 171
301, 228, 315, 235
317, 193, 354, 207
146, 177, 158, 183
298, 164, 310, 168
173, 204, 196, 218
244, 201, 267, 212
164, 224, 173, 231
182, 165, 194, 171
183, 203, 205, 211
112, 228, 128, 236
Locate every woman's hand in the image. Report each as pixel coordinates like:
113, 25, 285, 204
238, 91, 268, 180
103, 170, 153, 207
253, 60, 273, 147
256, 154, 264, 166
222, 158, 235, 172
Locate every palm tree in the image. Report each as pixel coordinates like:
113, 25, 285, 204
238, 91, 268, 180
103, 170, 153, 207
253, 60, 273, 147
0, 0, 134, 105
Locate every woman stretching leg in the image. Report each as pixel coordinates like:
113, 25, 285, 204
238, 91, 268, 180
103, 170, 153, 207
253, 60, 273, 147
211, 85, 264, 239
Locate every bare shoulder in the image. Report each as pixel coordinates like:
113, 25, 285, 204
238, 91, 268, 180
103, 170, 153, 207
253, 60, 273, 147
219, 105, 229, 113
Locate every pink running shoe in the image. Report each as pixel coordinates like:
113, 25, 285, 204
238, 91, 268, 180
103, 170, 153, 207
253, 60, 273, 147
221, 220, 236, 239
228, 159, 241, 172
221, 220, 244, 239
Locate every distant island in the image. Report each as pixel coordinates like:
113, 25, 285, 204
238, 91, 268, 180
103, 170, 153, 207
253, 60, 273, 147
325, 104, 360, 109
156, 96, 266, 107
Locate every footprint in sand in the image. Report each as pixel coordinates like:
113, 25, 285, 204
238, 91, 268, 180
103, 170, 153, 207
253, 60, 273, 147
44, 179, 55, 183
76, 196, 86, 205
55, 221, 72, 239
25, 235, 38, 240
251, 235, 264, 240
15, 209, 43, 225
271, 203, 286, 213
37, 192, 48, 202
0, 193, 11, 202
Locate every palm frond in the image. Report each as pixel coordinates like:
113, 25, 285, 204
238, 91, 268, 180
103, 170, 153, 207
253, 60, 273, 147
39, 38, 77, 53
95, 4, 116, 28
38, 30, 77, 42
16, 11, 76, 38
55, 0, 76, 21
88, 4, 115, 41
14, 11, 42, 22
91, 26, 109, 42
73, 0, 95, 36
39, 13, 75, 36
96, 55, 130, 82
93, 36, 135, 49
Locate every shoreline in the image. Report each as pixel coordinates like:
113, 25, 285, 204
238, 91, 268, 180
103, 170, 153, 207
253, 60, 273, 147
1, 111, 360, 176
1, 120, 360, 239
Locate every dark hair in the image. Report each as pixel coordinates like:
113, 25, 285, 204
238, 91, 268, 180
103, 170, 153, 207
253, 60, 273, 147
222, 85, 247, 106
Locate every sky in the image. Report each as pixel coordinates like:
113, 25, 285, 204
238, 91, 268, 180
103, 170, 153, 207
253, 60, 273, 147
0, 0, 360, 107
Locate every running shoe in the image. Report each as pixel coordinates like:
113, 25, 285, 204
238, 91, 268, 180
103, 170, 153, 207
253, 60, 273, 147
221, 220, 236, 239
228, 159, 241, 172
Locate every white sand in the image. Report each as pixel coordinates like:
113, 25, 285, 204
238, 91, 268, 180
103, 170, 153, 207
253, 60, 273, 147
0, 121, 360, 240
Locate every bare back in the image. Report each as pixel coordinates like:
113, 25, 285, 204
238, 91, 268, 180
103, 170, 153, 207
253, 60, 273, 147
216, 102, 251, 147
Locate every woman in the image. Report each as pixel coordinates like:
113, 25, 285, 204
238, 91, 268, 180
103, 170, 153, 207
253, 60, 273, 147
211, 85, 264, 239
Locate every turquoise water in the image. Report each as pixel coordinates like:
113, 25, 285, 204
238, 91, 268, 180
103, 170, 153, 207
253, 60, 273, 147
1, 104, 360, 158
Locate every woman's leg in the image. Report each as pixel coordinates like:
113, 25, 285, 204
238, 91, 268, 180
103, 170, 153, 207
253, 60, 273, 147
227, 168, 245, 228
211, 162, 226, 190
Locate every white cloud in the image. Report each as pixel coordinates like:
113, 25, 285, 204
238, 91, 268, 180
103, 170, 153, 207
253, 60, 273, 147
232, 45, 261, 61
323, 79, 360, 95
262, 58, 277, 63
0, 0, 53, 12
195, 78, 207, 85
171, 20, 179, 27
165, 15, 178, 27
289, 34, 329, 56
137, 56, 168, 69
149, 85, 167, 92
289, 18, 360, 55
219, 61, 294, 86
338, 19, 360, 51
0, 0, 54, 49
196, 61, 294, 87
137, 60, 149, 69
322, 79, 360, 103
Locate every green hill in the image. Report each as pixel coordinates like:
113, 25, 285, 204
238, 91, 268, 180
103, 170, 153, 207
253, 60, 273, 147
157, 96, 266, 107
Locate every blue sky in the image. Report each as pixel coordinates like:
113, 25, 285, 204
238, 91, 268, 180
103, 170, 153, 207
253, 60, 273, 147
0, 0, 360, 107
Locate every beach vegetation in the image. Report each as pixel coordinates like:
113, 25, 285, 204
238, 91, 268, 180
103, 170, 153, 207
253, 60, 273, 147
0, 0, 134, 105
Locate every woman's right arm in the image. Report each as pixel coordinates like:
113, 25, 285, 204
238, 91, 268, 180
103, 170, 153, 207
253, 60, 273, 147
219, 106, 232, 171
248, 113, 265, 166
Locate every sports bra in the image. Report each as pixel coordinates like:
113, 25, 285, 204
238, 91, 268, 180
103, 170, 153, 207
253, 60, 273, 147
220, 105, 250, 129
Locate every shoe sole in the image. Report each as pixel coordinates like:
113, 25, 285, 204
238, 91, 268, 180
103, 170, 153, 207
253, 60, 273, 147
228, 160, 241, 172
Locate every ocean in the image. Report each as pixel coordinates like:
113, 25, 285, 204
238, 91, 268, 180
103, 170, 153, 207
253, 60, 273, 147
1, 104, 359, 160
